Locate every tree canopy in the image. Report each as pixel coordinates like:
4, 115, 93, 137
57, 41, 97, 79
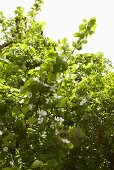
0, 0, 114, 169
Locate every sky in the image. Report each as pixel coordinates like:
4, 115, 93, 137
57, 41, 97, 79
0, 0, 114, 64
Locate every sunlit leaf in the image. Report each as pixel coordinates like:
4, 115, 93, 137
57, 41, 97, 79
79, 23, 86, 32
81, 39, 88, 44
73, 32, 85, 39
88, 17, 96, 27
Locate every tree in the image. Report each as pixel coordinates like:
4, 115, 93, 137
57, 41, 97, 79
0, 0, 114, 169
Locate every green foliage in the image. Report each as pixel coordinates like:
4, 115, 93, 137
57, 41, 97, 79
73, 17, 96, 50
0, 1, 114, 170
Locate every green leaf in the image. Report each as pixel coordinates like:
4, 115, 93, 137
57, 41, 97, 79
62, 37, 67, 44
88, 17, 96, 27
48, 73, 56, 81
19, 43, 28, 50
28, 69, 36, 75
73, 32, 85, 39
75, 44, 82, 50
56, 56, 62, 65
89, 30, 94, 35
90, 23, 97, 32
68, 143, 74, 149
48, 50, 57, 59
83, 19, 87, 23
31, 160, 44, 168
27, 117, 37, 124
61, 61, 68, 71
81, 39, 88, 44
79, 23, 86, 32
72, 41, 76, 48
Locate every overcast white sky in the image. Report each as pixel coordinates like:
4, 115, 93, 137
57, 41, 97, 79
0, 0, 114, 64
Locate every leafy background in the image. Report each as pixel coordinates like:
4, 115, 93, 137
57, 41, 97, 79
0, 0, 114, 169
